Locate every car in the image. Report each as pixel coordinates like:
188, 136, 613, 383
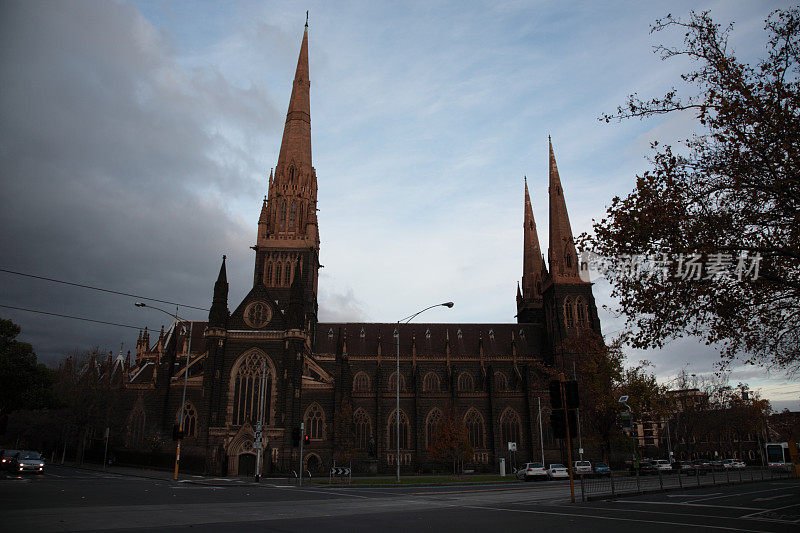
516, 462, 547, 481
637, 460, 658, 475
574, 460, 592, 476
653, 459, 672, 472
10, 450, 44, 474
1, 449, 19, 471
710, 460, 725, 471
691, 460, 711, 475
723, 459, 746, 469
592, 462, 612, 477
547, 463, 569, 479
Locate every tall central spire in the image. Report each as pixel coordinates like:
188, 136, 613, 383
547, 137, 581, 282
277, 24, 311, 170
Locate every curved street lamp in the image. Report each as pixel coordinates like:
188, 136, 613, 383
395, 302, 454, 482
135, 302, 193, 480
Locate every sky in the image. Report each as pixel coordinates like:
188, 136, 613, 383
1, 0, 797, 411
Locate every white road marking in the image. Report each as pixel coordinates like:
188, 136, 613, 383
692, 486, 799, 502
740, 502, 800, 519
666, 492, 722, 498
614, 500, 761, 511
461, 503, 774, 532
752, 494, 793, 502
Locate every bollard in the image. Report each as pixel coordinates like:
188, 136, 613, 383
677, 470, 683, 489
610, 473, 616, 497
658, 469, 664, 491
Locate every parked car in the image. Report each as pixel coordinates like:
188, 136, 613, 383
10, 450, 44, 474
592, 462, 611, 477
574, 460, 592, 476
516, 462, 547, 481
691, 460, 711, 475
653, 459, 672, 472
723, 459, 746, 469
709, 460, 725, 471
547, 463, 569, 480
1, 449, 19, 471
636, 460, 658, 475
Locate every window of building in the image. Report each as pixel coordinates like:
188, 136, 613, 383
289, 200, 297, 229
501, 408, 521, 447
563, 297, 574, 327
576, 297, 588, 328
458, 372, 474, 392
388, 371, 406, 392
304, 403, 325, 440
422, 372, 440, 392
129, 408, 146, 448
494, 371, 508, 392
275, 262, 283, 286
284, 261, 291, 285
464, 408, 485, 449
425, 408, 442, 449
232, 352, 273, 426
354, 408, 372, 450
353, 371, 371, 393
388, 409, 410, 450
265, 261, 273, 285
280, 200, 286, 228
179, 402, 197, 438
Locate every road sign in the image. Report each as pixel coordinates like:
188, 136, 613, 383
508, 442, 517, 451
579, 448, 584, 455
330, 466, 351, 475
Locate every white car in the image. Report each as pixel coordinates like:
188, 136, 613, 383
516, 462, 547, 481
547, 463, 569, 479
574, 460, 592, 475
723, 459, 746, 469
653, 459, 672, 471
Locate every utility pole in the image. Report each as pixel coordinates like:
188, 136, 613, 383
102, 427, 110, 471
298, 421, 305, 487
560, 372, 575, 503
254, 358, 267, 482
538, 397, 544, 465
573, 361, 583, 461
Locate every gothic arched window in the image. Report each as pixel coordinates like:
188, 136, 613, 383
464, 408, 485, 449
304, 403, 325, 440
354, 408, 372, 450
353, 371, 371, 393
458, 371, 474, 392
576, 297, 588, 328
280, 200, 286, 228
563, 297, 574, 327
231, 351, 274, 426
284, 261, 292, 285
388, 409, 410, 449
265, 261, 273, 285
275, 262, 283, 286
388, 371, 406, 393
129, 408, 146, 448
494, 371, 508, 392
500, 408, 521, 447
178, 402, 197, 438
422, 372, 440, 392
425, 408, 442, 449
289, 200, 297, 229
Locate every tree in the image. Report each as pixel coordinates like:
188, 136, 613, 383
427, 408, 473, 475
0, 318, 55, 416
580, 8, 800, 372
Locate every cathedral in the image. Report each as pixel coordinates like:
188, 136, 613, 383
124, 22, 602, 476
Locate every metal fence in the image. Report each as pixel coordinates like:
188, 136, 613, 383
581, 467, 794, 501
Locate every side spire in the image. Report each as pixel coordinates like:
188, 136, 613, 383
548, 138, 581, 282
517, 176, 547, 323
209, 254, 229, 327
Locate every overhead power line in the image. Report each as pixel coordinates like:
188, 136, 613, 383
0, 268, 209, 311
0, 304, 146, 330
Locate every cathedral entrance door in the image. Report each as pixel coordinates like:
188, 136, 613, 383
306, 454, 320, 474
238, 453, 256, 476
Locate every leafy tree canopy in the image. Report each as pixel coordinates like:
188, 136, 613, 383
0, 318, 55, 414
581, 9, 800, 372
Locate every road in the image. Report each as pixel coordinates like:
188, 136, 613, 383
0, 465, 798, 532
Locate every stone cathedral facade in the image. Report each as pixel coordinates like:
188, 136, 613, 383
124, 23, 602, 476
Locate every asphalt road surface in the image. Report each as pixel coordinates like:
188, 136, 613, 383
1, 465, 798, 532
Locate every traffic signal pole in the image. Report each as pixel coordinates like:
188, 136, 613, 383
559, 372, 575, 503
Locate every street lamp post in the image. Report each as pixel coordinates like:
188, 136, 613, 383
619, 395, 636, 468
135, 302, 193, 480
395, 302, 454, 483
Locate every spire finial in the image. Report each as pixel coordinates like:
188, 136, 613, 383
305, 10, 309, 28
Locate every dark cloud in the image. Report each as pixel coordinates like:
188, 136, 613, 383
0, 1, 282, 364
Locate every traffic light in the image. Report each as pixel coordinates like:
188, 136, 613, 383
291, 427, 300, 447
548, 380, 562, 409
565, 380, 580, 409
172, 424, 184, 441
303, 434, 310, 445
